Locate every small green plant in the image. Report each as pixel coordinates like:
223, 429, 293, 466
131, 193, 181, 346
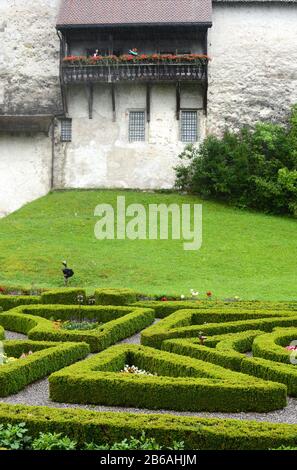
0, 422, 31, 450
61, 321, 99, 331
32, 432, 77, 450
84, 432, 185, 450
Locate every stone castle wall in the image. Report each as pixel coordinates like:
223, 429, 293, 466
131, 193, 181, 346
0, 0, 61, 115
208, 2, 297, 134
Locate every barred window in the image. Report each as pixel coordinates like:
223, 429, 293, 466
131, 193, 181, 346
61, 119, 72, 142
129, 111, 145, 142
180, 110, 198, 143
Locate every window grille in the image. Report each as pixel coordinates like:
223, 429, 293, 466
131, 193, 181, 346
129, 111, 145, 142
180, 110, 198, 143
61, 119, 72, 142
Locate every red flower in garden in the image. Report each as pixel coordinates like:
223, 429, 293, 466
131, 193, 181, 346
161, 296, 168, 302
206, 291, 212, 298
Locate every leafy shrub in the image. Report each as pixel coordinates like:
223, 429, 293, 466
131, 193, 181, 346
32, 432, 77, 450
175, 105, 297, 216
0, 422, 31, 450
85, 432, 184, 450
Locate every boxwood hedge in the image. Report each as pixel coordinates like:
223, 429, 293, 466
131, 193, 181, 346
49, 343, 286, 412
0, 340, 89, 396
1, 403, 297, 450
0, 305, 155, 352
133, 300, 297, 318
40, 288, 86, 305
95, 288, 137, 306
252, 328, 297, 364
0, 326, 4, 341
141, 308, 297, 349
163, 329, 297, 396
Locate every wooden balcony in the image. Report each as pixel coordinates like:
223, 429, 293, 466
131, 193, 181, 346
62, 61, 207, 84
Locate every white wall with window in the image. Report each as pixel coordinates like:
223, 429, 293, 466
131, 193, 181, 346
55, 82, 205, 189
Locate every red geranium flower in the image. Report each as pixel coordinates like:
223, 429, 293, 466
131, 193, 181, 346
206, 291, 212, 298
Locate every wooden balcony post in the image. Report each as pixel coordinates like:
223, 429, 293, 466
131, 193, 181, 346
176, 82, 181, 120
87, 83, 94, 119
111, 83, 116, 122
146, 83, 151, 123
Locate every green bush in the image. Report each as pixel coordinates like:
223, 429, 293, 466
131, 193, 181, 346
163, 329, 297, 396
141, 308, 297, 349
252, 328, 297, 363
0, 296, 39, 312
32, 432, 77, 450
2, 402, 297, 450
49, 343, 286, 412
0, 305, 155, 352
133, 300, 297, 319
0, 422, 31, 450
41, 289, 86, 305
0, 326, 4, 341
95, 288, 137, 306
0, 340, 89, 396
175, 105, 297, 216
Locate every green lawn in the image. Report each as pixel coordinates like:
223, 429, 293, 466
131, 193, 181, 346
0, 189, 296, 300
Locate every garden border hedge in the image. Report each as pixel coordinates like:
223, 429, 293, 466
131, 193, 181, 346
49, 343, 286, 412
95, 288, 137, 306
141, 308, 297, 349
163, 328, 297, 396
252, 328, 297, 364
0, 340, 89, 396
0, 326, 4, 341
133, 300, 297, 318
1, 403, 297, 450
0, 305, 155, 352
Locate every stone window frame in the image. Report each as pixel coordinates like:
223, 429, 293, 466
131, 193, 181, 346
128, 109, 146, 143
180, 109, 199, 143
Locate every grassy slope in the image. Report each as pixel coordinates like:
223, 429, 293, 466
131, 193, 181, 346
0, 190, 296, 300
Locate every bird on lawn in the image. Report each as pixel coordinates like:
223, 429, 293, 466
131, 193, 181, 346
62, 261, 74, 286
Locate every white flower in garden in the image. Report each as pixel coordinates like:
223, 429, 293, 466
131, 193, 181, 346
181, 294, 185, 299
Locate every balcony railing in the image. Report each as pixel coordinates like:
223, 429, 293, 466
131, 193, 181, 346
62, 62, 207, 84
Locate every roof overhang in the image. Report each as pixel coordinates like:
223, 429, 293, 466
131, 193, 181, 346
57, 22, 212, 31
56, 0, 213, 30
0, 115, 53, 134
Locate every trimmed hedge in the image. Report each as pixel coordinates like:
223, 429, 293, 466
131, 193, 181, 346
1, 403, 297, 450
41, 289, 86, 305
49, 343, 286, 412
141, 308, 297, 349
0, 296, 39, 312
0, 305, 155, 352
252, 328, 297, 364
163, 329, 297, 396
0, 326, 4, 341
95, 288, 137, 306
0, 340, 89, 396
133, 300, 297, 318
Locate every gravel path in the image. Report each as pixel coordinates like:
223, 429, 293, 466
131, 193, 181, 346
0, 377, 297, 424
5, 330, 27, 340
2, 323, 297, 425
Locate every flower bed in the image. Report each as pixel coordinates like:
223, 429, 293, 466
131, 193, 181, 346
0, 304, 155, 352
48, 343, 286, 412
63, 53, 210, 66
